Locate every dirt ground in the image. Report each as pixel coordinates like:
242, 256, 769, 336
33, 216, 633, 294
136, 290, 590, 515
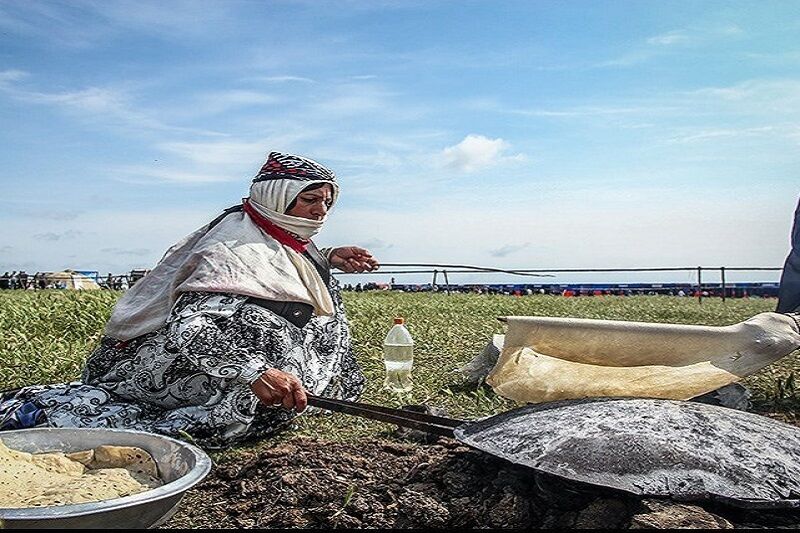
165, 435, 800, 529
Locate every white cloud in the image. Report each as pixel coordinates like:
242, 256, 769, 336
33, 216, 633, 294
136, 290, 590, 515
689, 79, 800, 104
358, 238, 394, 250
155, 133, 319, 168
599, 25, 744, 68
1, 203, 84, 221
789, 126, 800, 145
681, 80, 800, 136
192, 90, 279, 115
113, 166, 238, 184
27, 86, 130, 113
719, 24, 744, 36
33, 230, 84, 242
595, 51, 653, 68
250, 75, 316, 84
647, 30, 691, 46
311, 86, 392, 116
0, 1, 236, 47
490, 243, 531, 258
115, 133, 325, 185
100, 247, 151, 256
667, 126, 776, 144
156, 140, 271, 167
305, 82, 430, 121
0, 69, 28, 85
0, 75, 221, 136
464, 97, 679, 122
512, 105, 675, 118
440, 134, 522, 172
86, 0, 235, 37
742, 51, 800, 66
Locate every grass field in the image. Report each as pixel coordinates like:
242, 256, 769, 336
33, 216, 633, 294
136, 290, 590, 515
1, 290, 797, 444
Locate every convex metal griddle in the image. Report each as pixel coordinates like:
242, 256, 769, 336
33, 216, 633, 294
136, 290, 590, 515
307, 394, 800, 509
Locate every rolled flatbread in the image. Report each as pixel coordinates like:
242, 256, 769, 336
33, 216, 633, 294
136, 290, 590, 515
486, 312, 800, 403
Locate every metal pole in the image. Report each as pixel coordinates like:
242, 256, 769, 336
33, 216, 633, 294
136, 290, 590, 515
432, 269, 438, 291
697, 266, 703, 304
443, 270, 450, 295
721, 266, 726, 303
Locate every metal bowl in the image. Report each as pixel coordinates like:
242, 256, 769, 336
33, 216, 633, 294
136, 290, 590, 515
0, 428, 212, 529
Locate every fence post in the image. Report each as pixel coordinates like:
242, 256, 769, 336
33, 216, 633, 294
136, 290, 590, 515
697, 266, 702, 304
443, 270, 450, 295
432, 269, 438, 291
720, 266, 726, 303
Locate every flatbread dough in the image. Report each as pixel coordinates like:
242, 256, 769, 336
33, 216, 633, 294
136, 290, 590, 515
0, 440, 160, 509
486, 312, 800, 403
90, 445, 159, 485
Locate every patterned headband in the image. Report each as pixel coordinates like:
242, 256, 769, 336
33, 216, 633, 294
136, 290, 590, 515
252, 152, 337, 183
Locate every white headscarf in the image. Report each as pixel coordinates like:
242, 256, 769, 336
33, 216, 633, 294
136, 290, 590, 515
248, 179, 338, 239
104, 153, 339, 342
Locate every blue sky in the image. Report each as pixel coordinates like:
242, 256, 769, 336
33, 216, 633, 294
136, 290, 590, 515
1, 0, 798, 284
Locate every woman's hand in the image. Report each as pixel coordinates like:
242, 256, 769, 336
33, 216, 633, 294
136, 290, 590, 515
250, 368, 308, 412
329, 246, 380, 273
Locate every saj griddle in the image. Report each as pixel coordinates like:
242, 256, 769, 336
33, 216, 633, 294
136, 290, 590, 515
307, 394, 800, 509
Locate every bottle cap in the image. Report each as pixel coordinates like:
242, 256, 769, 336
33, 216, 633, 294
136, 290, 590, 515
393, 317, 404, 325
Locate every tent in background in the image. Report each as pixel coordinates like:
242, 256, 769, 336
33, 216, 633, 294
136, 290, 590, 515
75, 270, 100, 283
45, 270, 101, 290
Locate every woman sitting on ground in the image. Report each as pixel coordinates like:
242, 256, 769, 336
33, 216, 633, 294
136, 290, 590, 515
0, 152, 378, 448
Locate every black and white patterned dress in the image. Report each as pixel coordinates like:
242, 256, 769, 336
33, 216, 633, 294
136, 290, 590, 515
5, 279, 364, 448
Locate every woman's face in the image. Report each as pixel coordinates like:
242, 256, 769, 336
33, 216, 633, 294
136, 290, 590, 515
286, 184, 333, 221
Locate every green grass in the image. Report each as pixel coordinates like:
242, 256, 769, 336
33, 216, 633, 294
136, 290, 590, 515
1, 290, 797, 447
0, 290, 118, 391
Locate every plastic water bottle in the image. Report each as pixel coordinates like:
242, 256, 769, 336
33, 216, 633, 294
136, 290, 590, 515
383, 317, 414, 392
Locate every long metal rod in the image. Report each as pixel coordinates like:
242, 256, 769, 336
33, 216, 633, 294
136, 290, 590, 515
340, 264, 781, 277
379, 263, 782, 273
306, 394, 462, 438
379, 263, 553, 277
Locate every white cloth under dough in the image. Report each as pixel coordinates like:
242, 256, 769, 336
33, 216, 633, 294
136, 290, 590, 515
486, 312, 800, 403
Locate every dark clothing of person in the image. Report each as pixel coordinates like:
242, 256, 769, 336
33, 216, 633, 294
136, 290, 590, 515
777, 197, 800, 313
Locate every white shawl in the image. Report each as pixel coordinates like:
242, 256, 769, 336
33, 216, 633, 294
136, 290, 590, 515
104, 179, 337, 341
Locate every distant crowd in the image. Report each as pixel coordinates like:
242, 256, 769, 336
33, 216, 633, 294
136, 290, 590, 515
1, 271, 49, 290
101, 274, 131, 290
0, 271, 132, 290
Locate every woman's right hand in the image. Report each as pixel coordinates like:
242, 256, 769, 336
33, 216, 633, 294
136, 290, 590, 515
250, 368, 308, 412
328, 246, 380, 273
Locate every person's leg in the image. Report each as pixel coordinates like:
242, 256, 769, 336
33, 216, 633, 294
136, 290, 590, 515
0, 395, 47, 430
777, 197, 800, 313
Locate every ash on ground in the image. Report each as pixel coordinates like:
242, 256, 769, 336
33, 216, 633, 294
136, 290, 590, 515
165, 437, 799, 529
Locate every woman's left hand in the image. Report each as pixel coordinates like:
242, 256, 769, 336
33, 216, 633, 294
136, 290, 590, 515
329, 246, 380, 273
